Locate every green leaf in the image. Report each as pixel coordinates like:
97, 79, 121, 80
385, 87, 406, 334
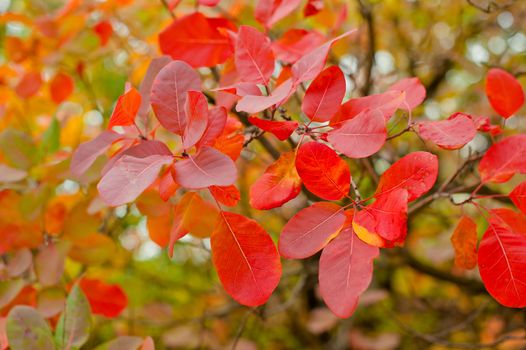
55, 284, 91, 350
6, 305, 55, 350
40, 118, 60, 156
0, 278, 25, 309
0, 129, 37, 170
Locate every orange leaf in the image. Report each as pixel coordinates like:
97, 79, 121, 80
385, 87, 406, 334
108, 87, 141, 129
249, 151, 302, 210
49, 72, 74, 104
79, 278, 128, 318
451, 215, 478, 270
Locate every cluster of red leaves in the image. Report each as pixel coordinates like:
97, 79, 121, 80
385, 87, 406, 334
71, 2, 526, 317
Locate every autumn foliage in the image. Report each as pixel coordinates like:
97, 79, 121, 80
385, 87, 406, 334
1, 0, 526, 349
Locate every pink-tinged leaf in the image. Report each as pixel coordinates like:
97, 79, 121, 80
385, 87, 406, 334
291, 30, 355, 85
35, 242, 70, 287
479, 135, 526, 183
485, 68, 525, 118
70, 131, 122, 177
249, 151, 302, 210
183, 91, 208, 149
478, 209, 526, 308
248, 116, 298, 141
255, 0, 302, 29
0, 164, 27, 183
353, 189, 408, 248
319, 223, 379, 318
108, 87, 141, 129
327, 108, 386, 158
199, 0, 221, 6
374, 151, 438, 202
295, 142, 350, 200
304, 0, 324, 17
196, 106, 227, 148
302, 66, 346, 122
102, 140, 172, 176
158, 13, 235, 68
211, 212, 281, 306
272, 29, 325, 64
417, 112, 477, 150
174, 146, 237, 189
388, 77, 426, 110
331, 90, 404, 126
236, 79, 294, 114
138, 56, 172, 121
151, 60, 201, 135
510, 181, 526, 215
451, 215, 478, 270
235, 25, 274, 85
209, 185, 240, 207
98, 154, 173, 206
159, 167, 179, 201
279, 202, 346, 259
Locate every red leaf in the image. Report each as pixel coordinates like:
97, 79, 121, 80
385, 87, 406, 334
15, 71, 42, 99
304, 0, 324, 17
49, 72, 74, 104
417, 112, 477, 150
98, 154, 173, 206
295, 142, 351, 200
196, 106, 227, 149
478, 135, 526, 183
93, 20, 112, 46
510, 181, 526, 215
319, 221, 379, 318
331, 90, 404, 126
255, 0, 302, 29
235, 25, 274, 85
327, 108, 386, 158
478, 209, 526, 308
451, 215, 478, 269
236, 78, 293, 114
279, 202, 346, 259
182, 91, 208, 149
249, 151, 302, 210
388, 77, 426, 110
353, 189, 408, 248
272, 29, 325, 64
70, 131, 122, 177
108, 87, 142, 129
485, 68, 525, 118
291, 30, 355, 85
158, 13, 235, 68
209, 185, 240, 207
173, 146, 237, 189
248, 116, 298, 141
211, 212, 281, 306
151, 60, 201, 135
302, 66, 346, 122
374, 151, 438, 202
79, 278, 127, 318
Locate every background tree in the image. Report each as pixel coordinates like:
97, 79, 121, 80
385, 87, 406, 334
1, 0, 526, 349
